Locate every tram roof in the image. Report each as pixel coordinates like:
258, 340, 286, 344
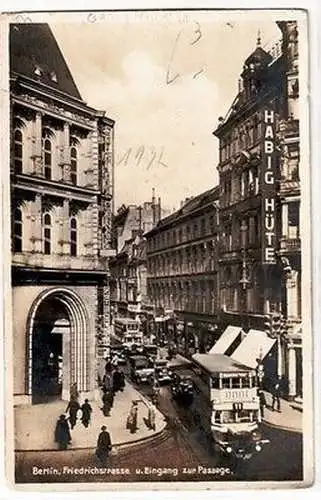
192, 353, 253, 375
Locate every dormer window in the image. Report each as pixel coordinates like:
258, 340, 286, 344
50, 71, 58, 83
34, 66, 43, 77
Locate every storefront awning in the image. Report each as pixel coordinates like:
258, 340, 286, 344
231, 329, 276, 369
209, 326, 243, 355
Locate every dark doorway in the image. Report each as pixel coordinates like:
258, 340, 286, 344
31, 297, 69, 404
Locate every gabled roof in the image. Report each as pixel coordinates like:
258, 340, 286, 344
10, 23, 82, 101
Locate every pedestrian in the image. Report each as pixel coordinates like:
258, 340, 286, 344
112, 366, 122, 393
119, 369, 125, 392
103, 372, 112, 392
105, 358, 112, 373
95, 425, 112, 466
271, 378, 282, 412
66, 398, 80, 429
102, 388, 113, 416
258, 390, 267, 419
54, 414, 71, 450
70, 382, 79, 402
81, 398, 92, 428
126, 401, 138, 433
147, 402, 156, 430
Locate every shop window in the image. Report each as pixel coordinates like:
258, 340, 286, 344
288, 201, 300, 238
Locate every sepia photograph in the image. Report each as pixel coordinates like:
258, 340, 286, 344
0, 7, 313, 490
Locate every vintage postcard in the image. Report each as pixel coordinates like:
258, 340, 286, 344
0, 7, 314, 491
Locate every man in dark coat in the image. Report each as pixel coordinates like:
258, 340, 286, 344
96, 426, 112, 465
54, 414, 71, 450
258, 390, 267, 418
271, 377, 282, 412
112, 367, 122, 394
81, 399, 92, 428
66, 399, 80, 429
102, 388, 113, 416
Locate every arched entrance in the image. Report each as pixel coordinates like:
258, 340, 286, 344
27, 288, 89, 404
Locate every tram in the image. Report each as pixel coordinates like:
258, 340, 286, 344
190, 353, 269, 461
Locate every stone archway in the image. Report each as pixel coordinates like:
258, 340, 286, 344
27, 288, 89, 404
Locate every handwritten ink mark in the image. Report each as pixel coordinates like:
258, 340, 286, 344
117, 148, 132, 167
190, 22, 202, 45
166, 31, 182, 85
14, 14, 33, 23
135, 145, 145, 167
157, 147, 168, 169
226, 23, 234, 29
193, 68, 204, 79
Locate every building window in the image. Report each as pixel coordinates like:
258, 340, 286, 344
43, 213, 51, 255
70, 146, 78, 185
42, 133, 52, 180
70, 217, 77, 256
13, 207, 22, 252
288, 201, 300, 238
14, 129, 23, 174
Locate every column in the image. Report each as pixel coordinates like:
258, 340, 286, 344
62, 122, 71, 182
59, 199, 70, 255
282, 203, 289, 238
33, 194, 42, 253
32, 112, 43, 176
287, 343, 297, 398
286, 270, 299, 319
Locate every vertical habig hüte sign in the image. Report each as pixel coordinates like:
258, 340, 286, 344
261, 109, 277, 264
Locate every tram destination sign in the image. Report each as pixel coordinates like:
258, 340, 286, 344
261, 108, 277, 264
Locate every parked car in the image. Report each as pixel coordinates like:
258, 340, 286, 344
143, 344, 158, 363
129, 355, 154, 384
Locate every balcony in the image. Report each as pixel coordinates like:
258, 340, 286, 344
279, 178, 300, 196
279, 238, 301, 253
279, 119, 299, 139
12, 251, 107, 272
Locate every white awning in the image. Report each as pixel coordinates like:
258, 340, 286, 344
209, 326, 243, 355
231, 329, 276, 369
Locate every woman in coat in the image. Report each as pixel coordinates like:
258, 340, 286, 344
54, 414, 71, 450
81, 399, 93, 428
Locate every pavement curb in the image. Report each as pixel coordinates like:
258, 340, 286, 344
263, 418, 302, 434
15, 421, 168, 453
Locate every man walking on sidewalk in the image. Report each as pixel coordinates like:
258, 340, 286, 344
258, 390, 267, 419
272, 377, 282, 412
95, 426, 112, 466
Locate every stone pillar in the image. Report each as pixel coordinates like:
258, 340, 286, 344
31, 194, 43, 253
59, 199, 70, 255
61, 330, 71, 401
287, 343, 297, 399
286, 270, 299, 319
62, 123, 71, 182
282, 203, 289, 237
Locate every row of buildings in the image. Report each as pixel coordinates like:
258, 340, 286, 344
111, 22, 302, 398
9, 20, 302, 406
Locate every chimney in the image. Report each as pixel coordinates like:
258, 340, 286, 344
152, 188, 156, 226
157, 197, 161, 223
138, 205, 142, 232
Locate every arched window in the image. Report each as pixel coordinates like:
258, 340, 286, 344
14, 129, 23, 174
70, 217, 77, 256
70, 146, 77, 185
13, 207, 22, 252
43, 213, 51, 255
42, 129, 53, 180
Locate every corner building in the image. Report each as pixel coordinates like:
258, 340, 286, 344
214, 22, 301, 398
10, 24, 115, 405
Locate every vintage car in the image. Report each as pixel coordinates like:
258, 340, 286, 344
129, 355, 154, 384
171, 372, 194, 405
154, 359, 173, 385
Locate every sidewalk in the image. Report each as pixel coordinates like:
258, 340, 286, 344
262, 391, 303, 433
15, 383, 167, 452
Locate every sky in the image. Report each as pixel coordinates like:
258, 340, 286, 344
50, 11, 283, 212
